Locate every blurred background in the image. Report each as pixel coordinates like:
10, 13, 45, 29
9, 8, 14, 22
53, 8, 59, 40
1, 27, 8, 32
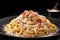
0, 0, 60, 19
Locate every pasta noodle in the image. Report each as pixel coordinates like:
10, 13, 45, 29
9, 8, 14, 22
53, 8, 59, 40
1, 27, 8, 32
3, 10, 58, 38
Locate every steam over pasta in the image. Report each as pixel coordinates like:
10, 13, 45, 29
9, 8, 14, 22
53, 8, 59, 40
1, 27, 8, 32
4, 10, 58, 38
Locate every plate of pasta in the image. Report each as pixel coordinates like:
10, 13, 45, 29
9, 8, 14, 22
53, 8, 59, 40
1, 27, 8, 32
0, 10, 60, 38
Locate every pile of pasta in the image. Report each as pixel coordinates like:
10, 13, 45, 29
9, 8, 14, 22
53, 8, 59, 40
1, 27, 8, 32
4, 10, 58, 38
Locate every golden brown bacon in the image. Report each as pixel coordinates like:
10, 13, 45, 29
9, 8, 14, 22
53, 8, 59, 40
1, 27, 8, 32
22, 10, 36, 18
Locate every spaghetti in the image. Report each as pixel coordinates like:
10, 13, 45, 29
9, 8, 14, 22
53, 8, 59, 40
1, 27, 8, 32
3, 10, 58, 38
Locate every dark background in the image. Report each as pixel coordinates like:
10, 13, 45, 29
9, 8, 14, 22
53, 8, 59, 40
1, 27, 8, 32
0, 0, 60, 18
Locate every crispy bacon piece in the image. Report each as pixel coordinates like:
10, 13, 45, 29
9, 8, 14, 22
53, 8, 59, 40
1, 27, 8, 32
33, 18, 42, 24
32, 18, 44, 28
28, 11, 36, 18
36, 18, 44, 28
36, 18, 42, 23
22, 10, 36, 18
38, 23, 44, 28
